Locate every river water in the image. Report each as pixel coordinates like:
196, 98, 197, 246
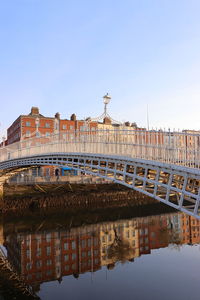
0, 204, 200, 300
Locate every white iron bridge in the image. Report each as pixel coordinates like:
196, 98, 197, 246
1, 129, 200, 219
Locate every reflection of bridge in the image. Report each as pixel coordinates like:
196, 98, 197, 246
1, 130, 200, 218
0, 247, 39, 299
3, 208, 195, 290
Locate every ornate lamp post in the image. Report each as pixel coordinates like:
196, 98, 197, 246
103, 93, 111, 116
85, 93, 121, 126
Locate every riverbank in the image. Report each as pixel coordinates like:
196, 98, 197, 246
1, 183, 158, 213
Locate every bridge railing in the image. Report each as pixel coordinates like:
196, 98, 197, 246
1, 129, 200, 169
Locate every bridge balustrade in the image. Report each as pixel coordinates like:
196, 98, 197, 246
0, 129, 200, 169
1, 129, 200, 219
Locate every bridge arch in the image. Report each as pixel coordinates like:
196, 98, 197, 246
1, 153, 200, 219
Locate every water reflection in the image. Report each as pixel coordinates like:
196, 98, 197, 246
1, 208, 200, 296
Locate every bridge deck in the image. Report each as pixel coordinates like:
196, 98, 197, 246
1, 130, 200, 219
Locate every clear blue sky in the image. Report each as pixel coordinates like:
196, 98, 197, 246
1, 0, 200, 138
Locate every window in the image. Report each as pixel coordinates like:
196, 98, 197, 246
46, 132, 50, 137
81, 240, 86, 248
45, 123, 50, 128
36, 249, 41, 257
36, 272, 42, 279
70, 125, 74, 130
91, 127, 95, 131
36, 131, 40, 137
80, 126, 84, 131
26, 250, 30, 258
72, 241, 76, 250
65, 265, 69, 271
36, 260, 42, 268
94, 258, 99, 264
82, 252, 86, 258
72, 263, 76, 270
36, 235, 41, 243
26, 121, 31, 127
72, 253, 76, 260
63, 125, 66, 129
87, 251, 91, 257
64, 242, 68, 250
26, 263, 32, 270
26, 131, 31, 137
46, 246, 51, 256
46, 259, 52, 266
94, 250, 98, 256
64, 255, 69, 262
140, 229, 144, 235
46, 233, 51, 243
46, 270, 52, 276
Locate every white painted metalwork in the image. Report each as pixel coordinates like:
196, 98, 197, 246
87, 94, 122, 124
1, 129, 200, 218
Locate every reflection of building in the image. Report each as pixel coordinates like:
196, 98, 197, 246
4, 211, 200, 291
5, 226, 101, 291
138, 215, 169, 255
181, 214, 200, 244
138, 213, 183, 255
100, 219, 139, 267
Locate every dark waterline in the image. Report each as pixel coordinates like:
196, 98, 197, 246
0, 203, 200, 300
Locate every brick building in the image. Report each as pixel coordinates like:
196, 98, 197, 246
6, 107, 98, 176
7, 107, 98, 145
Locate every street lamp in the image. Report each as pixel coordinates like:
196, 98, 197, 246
103, 93, 111, 115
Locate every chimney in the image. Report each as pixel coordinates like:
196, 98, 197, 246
55, 112, 60, 119
31, 107, 39, 115
71, 114, 77, 121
